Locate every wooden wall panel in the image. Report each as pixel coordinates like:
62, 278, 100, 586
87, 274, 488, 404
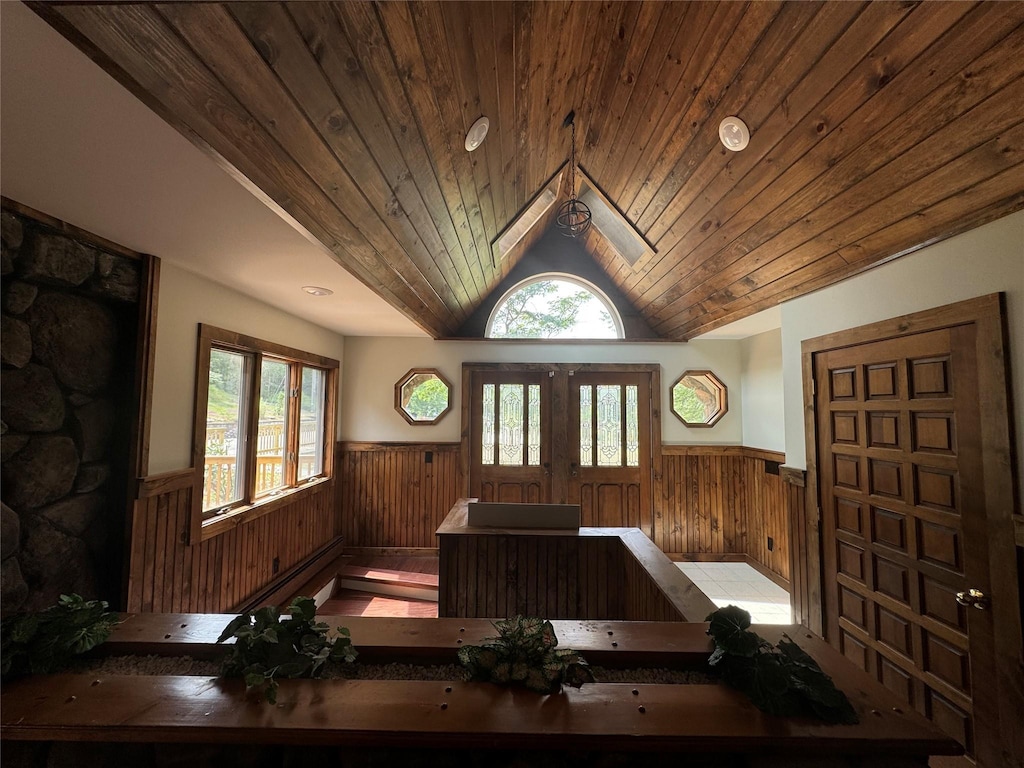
339, 442, 460, 549
782, 469, 812, 630
654, 446, 791, 584
622, 548, 686, 623
127, 471, 337, 613
439, 534, 626, 621
341, 442, 793, 585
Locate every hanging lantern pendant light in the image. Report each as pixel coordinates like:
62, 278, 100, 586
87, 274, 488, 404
556, 111, 592, 238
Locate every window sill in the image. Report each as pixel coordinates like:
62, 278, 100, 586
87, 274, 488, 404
199, 476, 332, 543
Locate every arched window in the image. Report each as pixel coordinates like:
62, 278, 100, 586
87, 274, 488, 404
486, 274, 624, 339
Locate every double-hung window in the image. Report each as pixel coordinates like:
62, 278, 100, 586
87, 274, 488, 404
191, 325, 337, 540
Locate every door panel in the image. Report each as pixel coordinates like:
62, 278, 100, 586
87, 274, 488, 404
816, 327, 993, 759
569, 371, 651, 532
469, 370, 550, 503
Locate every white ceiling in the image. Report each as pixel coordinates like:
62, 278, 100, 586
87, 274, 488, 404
0, 1, 425, 338
692, 305, 781, 340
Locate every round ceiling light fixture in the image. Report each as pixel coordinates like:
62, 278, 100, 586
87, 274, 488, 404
302, 285, 334, 297
465, 116, 490, 152
719, 116, 750, 152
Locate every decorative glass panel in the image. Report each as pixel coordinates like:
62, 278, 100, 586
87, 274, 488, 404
579, 385, 593, 467
596, 385, 622, 467
626, 385, 639, 467
298, 366, 325, 481
499, 384, 524, 466
203, 348, 249, 512
527, 384, 541, 466
482, 383, 495, 465
257, 358, 289, 495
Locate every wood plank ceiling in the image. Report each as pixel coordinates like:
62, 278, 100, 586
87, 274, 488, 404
34, 1, 1024, 339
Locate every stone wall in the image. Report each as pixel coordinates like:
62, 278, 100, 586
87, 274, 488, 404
1, 206, 140, 614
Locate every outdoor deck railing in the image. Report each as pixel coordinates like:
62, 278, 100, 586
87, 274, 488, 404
203, 420, 320, 510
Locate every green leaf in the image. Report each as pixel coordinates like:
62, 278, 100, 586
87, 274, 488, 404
456, 615, 591, 694
217, 614, 251, 644
705, 617, 859, 725
288, 597, 317, 623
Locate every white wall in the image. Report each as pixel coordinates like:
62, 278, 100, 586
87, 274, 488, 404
149, 262, 346, 475
341, 338, 743, 444
781, 210, 1024, 475
740, 328, 785, 452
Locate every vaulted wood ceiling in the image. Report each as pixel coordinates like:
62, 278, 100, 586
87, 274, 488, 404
34, 2, 1024, 339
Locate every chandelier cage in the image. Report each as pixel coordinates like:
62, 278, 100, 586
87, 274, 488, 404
556, 111, 592, 238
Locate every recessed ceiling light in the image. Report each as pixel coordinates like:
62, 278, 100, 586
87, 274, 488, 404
302, 285, 333, 297
719, 116, 750, 152
465, 116, 490, 152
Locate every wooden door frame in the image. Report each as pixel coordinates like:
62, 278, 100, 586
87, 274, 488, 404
800, 292, 1021, 763
460, 363, 662, 528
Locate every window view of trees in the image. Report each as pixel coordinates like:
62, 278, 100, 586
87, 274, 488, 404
488, 279, 619, 339
396, 369, 451, 424
403, 376, 449, 420
671, 371, 728, 427
203, 344, 330, 514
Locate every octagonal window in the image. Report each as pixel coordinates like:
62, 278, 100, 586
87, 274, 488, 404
671, 370, 728, 427
395, 368, 452, 425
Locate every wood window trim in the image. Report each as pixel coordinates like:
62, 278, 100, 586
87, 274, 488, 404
189, 324, 338, 544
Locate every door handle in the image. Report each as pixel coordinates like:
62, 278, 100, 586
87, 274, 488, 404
543, 462, 551, 476
570, 462, 578, 477
955, 588, 989, 610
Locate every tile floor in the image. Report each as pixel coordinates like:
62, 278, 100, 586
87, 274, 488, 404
676, 561, 792, 624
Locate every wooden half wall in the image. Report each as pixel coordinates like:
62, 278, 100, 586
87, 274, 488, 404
339, 442, 795, 586
338, 442, 460, 549
654, 446, 791, 584
127, 469, 338, 613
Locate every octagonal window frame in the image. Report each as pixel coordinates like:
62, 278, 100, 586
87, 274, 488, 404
670, 369, 728, 428
394, 367, 453, 426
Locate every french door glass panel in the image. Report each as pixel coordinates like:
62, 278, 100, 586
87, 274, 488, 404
481, 383, 541, 467
579, 383, 639, 468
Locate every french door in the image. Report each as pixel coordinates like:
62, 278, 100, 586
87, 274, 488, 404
464, 364, 656, 534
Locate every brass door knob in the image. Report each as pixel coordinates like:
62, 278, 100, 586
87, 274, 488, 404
955, 588, 989, 610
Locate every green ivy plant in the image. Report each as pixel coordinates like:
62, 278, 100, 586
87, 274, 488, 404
706, 605, 858, 724
217, 596, 357, 704
1, 594, 120, 680
457, 615, 594, 694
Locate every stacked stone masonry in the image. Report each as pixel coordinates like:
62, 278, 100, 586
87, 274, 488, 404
1, 207, 140, 614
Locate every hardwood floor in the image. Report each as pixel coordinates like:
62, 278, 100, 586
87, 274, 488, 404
320, 591, 438, 619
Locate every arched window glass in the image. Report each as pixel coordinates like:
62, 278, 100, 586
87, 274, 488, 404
486, 274, 623, 339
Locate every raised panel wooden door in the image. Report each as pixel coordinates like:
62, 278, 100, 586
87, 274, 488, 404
816, 327, 997, 759
469, 370, 551, 503
569, 371, 652, 533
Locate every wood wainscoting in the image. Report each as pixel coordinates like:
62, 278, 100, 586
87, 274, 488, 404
655, 446, 791, 585
339, 442, 460, 549
127, 469, 338, 613
339, 442, 793, 587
